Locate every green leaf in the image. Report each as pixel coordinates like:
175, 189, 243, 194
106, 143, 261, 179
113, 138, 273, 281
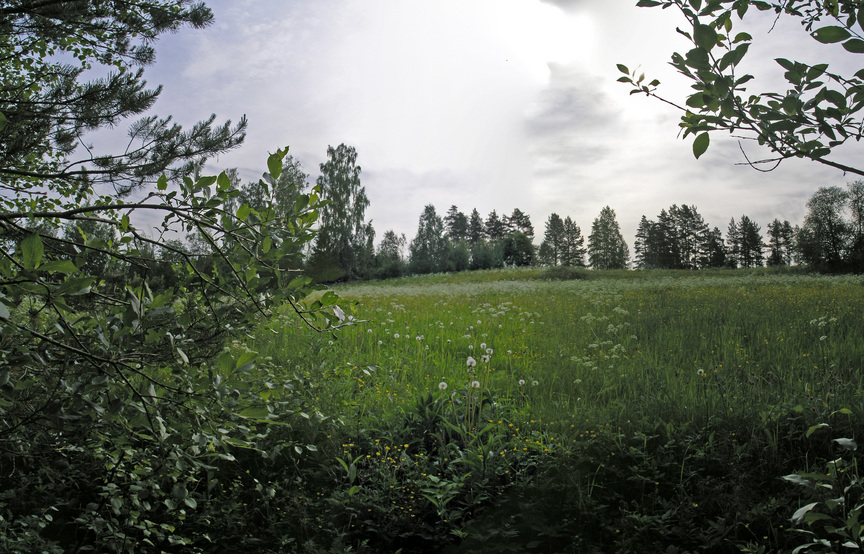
239, 407, 269, 418
692, 132, 710, 159
0, 111, 6, 132
267, 151, 283, 180
843, 38, 864, 53
261, 236, 272, 254
0, 302, 9, 320
616, 63, 629, 74
237, 204, 251, 221
39, 260, 78, 274
806, 423, 829, 438
21, 234, 44, 270
775, 58, 795, 71
217, 171, 232, 191
812, 26, 851, 44
636, 0, 662, 6
157, 175, 168, 191
694, 24, 717, 50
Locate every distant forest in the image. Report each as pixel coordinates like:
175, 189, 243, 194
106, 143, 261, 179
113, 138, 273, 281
63, 144, 864, 283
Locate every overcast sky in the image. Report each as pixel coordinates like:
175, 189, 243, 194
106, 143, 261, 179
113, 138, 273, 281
137, 0, 862, 247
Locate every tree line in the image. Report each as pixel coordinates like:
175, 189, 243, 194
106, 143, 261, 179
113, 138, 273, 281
44, 139, 864, 280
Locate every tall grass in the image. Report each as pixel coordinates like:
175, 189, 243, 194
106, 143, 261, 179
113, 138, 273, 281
239, 269, 864, 551
256, 271, 864, 428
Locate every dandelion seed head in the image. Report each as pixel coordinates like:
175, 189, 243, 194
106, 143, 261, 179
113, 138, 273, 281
519, 379, 525, 386
471, 381, 480, 388
466, 356, 477, 367
438, 382, 447, 390
480, 343, 486, 350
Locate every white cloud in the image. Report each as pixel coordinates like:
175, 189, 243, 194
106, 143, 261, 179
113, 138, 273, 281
130, 0, 860, 250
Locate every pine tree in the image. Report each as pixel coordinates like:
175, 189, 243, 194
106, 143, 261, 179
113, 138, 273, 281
0, 0, 246, 203
506, 208, 534, 239
540, 213, 566, 265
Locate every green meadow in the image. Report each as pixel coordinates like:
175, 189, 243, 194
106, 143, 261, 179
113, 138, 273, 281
221, 268, 864, 552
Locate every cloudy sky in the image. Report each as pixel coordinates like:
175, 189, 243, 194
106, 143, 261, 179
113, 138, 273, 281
137, 0, 862, 247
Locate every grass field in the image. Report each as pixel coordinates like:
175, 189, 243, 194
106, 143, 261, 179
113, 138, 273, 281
235, 268, 864, 552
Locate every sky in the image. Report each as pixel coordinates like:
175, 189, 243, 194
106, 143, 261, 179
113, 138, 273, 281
130, 0, 863, 249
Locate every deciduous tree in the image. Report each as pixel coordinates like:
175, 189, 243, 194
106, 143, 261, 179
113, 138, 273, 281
620, 0, 864, 176
588, 206, 629, 269
308, 144, 373, 281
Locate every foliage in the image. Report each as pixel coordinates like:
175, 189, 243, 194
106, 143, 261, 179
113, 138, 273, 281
635, 205, 715, 269
467, 209, 486, 245
727, 214, 766, 267
376, 229, 408, 279
767, 218, 797, 266
0, 0, 246, 203
0, 147, 352, 551
484, 210, 507, 241
621, 0, 864, 176
784, 430, 864, 553
251, 268, 864, 551
409, 204, 449, 275
539, 213, 566, 266
308, 144, 374, 282
444, 205, 469, 242
588, 206, 630, 269
796, 182, 864, 271
501, 232, 535, 267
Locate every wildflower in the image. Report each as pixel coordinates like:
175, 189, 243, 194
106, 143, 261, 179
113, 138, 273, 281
471, 381, 480, 388
519, 379, 525, 386
481, 355, 491, 363
507, 350, 512, 355
394, 333, 400, 339
328, 340, 334, 345
466, 356, 477, 367
378, 340, 383, 345
367, 329, 373, 333
697, 369, 705, 376
532, 380, 539, 386
480, 343, 487, 350
439, 382, 447, 390
486, 348, 493, 354
468, 344, 474, 349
